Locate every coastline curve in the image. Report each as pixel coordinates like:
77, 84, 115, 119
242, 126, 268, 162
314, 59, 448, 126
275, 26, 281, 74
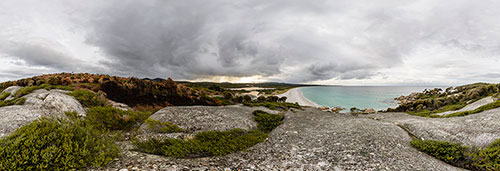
278, 87, 322, 108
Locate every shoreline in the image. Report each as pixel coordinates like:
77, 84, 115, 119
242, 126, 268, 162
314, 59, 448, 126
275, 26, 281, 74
278, 87, 322, 108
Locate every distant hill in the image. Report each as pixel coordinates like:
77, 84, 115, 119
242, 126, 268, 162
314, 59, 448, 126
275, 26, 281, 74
175, 81, 314, 89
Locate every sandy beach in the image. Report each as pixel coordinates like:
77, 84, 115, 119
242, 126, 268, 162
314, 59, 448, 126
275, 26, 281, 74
278, 88, 322, 107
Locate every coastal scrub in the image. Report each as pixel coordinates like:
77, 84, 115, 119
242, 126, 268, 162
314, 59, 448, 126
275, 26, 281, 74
411, 138, 500, 170
0, 117, 119, 170
86, 106, 151, 131
133, 110, 284, 158
68, 89, 107, 107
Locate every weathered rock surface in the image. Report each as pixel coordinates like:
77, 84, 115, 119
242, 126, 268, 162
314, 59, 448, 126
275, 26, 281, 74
96, 107, 462, 171
23, 89, 86, 116
138, 106, 262, 135
109, 100, 131, 111
437, 96, 498, 116
0, 87, 86, 137
0, 106, 45, 137
1, 86, 22, 100
365, 108, 500, 147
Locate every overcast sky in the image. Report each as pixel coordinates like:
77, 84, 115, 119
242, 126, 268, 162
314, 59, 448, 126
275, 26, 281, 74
1, 0, 499, 85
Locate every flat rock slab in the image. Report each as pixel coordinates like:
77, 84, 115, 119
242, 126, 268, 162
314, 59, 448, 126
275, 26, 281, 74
437, 96, 498, 116
96, 108, 461, 171
139, 106, 260, 135
365, 108, 500, 147
0, 106, 45, 137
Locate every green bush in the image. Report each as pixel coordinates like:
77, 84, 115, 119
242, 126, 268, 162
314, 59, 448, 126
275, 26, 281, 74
410, 139, 467, 163
14, 86, 41, 97
134, 129, 267, 158
0, 117, 119, 170
86, 106, 151, 131
243, 101, 301, 110
0, 98, 25, 107
68, 89, 107, 107
411, 138, 500, 170
0, 92, 10, 100
473, 139, 500, 170
253, 110, 284, 132
145, 118, 183, 133
134, 110, 283, 158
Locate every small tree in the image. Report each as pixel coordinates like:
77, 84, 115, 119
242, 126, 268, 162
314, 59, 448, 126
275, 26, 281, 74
223, 92, 233, 100
278, 96, 287, 103
243, 95, 252, 103
257, 96, 266, 102
266, 96, 279, 102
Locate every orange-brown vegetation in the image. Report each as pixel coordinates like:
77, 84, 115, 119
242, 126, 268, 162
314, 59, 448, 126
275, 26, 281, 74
0, 73, 218, 109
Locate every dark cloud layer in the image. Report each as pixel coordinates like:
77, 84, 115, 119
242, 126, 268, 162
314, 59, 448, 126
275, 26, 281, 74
86, 0, 409, 82
1, 0, 500, 84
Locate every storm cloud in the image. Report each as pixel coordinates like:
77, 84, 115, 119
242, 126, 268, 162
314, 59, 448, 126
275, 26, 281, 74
1, 0, 500, 85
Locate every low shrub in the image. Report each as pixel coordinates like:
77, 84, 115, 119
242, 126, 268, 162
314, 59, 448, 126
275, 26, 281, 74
472, 139, 500, 170
212, 97, 233, 106
68, 89, 107, 107
0, 92, 10, 100
410, 139, 467, 163
243, 101, 301, 110
411, 138, 500, 170
253, 110, 284, 132
14, 86, 41, 97
145, 118, 183, 133
0, 98, 25, 107
134, 129, 268, 158
86, 106, 151, 131
0, 117, 119, 170
134, 110, 283, 158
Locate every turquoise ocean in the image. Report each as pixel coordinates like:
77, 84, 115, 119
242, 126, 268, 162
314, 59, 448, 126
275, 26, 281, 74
300, 86, 443, 111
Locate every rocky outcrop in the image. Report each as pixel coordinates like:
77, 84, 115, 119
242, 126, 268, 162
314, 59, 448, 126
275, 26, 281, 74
137, 106, 267, 141
98, 107, 462, 171
0, 87, 86, 137
331, 107, 345, 113
437, 96, 498, 116
108, 100, 131, 111
362, 108, 376, 114
140, 106, 260, 133
364, 108, 500, 147
23, 89, 86, 116
395, 92, 419, 104
2, 86, 22, 100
